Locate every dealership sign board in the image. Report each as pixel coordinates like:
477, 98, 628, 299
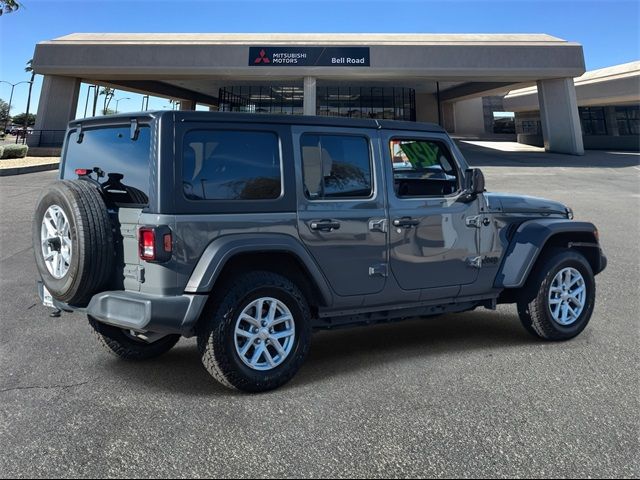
249, 47, 370, 67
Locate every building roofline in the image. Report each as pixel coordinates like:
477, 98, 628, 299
43, 32, 578, 47
506, 61, 640, 98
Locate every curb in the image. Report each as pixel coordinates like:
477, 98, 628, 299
0, 163, 59, 177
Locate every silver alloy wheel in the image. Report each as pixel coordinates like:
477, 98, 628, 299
234, 297, 296, 371
40, 205, 72, 279
548, 267, 587, 326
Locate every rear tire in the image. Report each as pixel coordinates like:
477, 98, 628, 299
517, 248, 596, 341
89, 316, 181, 360
197, 271, 312, 393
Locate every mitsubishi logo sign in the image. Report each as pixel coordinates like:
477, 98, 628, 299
254, 49, 271, 64
249, 46, 370, 67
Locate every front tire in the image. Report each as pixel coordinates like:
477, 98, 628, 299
197, 271, 312, 393
517, 248, 596, 341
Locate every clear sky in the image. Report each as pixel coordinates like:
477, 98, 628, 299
0, 0, 638, 118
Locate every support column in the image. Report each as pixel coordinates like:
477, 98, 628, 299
415, 93, 439, 124
537, 78, 584, 155
452, 97, 485, 135
441, 102, 456, 133
303, 77, 316, 116
29, 75, 80, 146
179, 100, 196, 111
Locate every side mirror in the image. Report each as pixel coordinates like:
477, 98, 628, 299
471, 168, 485, 194
462, 168, 485, 201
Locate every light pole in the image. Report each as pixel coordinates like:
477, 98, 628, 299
114, 97, 131, 114
0, 80, 32, 133
84, 85, 96, 118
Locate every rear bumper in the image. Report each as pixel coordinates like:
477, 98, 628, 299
37, 282, 207, 337
597, 251, 608, 275
86, 291, 208, 336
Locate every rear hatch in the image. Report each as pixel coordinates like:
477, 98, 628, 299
60, 116, 156, 293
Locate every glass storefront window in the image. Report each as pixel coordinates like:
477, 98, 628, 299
220, 85, 416, 121
316, 86, 416, 121
615, 106, 639, 136
516, 120, 540, 135
219, 86, 303, 116
579, 107, 607, 135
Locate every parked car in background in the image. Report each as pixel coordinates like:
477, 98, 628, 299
15, 127, 33, 138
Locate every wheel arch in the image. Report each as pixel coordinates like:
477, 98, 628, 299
495, 219, 603, 290
184, 234, 333, 308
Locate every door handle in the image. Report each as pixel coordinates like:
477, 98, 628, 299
310, 219, 341, 232
393, 217, 420, 228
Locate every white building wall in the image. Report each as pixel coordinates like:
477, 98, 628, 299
453, 97, 485, 135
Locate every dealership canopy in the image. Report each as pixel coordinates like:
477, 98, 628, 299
31, 33, 587, 154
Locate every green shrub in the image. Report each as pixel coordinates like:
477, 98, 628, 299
0, 146, 4, 158
1, 144, 28, 159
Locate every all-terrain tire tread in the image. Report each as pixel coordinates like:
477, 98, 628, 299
517, 248, 595, 341
88, 317, 180, 361
33, 179, 115, 306
197, 271, 311, 392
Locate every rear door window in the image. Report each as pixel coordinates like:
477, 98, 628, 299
300, 134, 372, 200
63, 125, 151, 205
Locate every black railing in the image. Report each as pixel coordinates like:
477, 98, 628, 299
14, 130, 66, 148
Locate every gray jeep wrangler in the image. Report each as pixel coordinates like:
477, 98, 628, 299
33, 111, 607, 392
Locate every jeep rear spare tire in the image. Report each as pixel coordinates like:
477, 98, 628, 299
33, 179, 115, 306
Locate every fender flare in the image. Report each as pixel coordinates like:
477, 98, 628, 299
184, 233, 333, 305
495, 219, 599, 289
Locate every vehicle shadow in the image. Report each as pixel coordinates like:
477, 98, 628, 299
104, 310, 535, 396
102, 340, 233, 396
294, 310, 533, 388
457, 141, 640, 169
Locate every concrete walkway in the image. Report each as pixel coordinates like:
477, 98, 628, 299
458, 140, 640, 169
0, 156, 59, 176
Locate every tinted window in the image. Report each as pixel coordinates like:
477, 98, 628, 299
616, 106, 640, 136
301, 134, 372, 199
64, 126, 151, 205
182, 130, 281, 201
579, 107, 607, 136
390, 139, 459, 197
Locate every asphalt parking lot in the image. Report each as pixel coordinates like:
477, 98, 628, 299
1, 143, 638, 478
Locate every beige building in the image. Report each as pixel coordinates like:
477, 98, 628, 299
504, 61, 640, 151
31, 33, 588, 154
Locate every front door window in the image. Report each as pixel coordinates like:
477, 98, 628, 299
385, 135, 480, 291
390, 139, 460, 198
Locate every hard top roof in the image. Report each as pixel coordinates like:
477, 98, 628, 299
71, 111, 446, 133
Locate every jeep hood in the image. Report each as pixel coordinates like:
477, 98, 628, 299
485, 192, 568, 216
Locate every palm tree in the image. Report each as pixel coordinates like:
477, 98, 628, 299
23, 59, 35, 132
0, 0, 20, 15
99, 87, 115, 115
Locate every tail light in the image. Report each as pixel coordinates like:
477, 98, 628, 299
138, 226, 172, 263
